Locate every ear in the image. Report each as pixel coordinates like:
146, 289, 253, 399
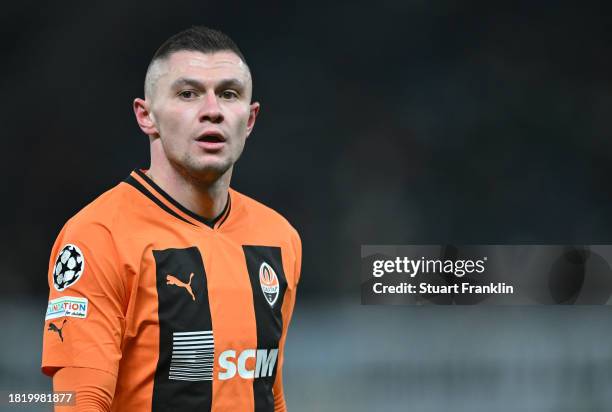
245, 101, 260, 138
133, 98, 159, 137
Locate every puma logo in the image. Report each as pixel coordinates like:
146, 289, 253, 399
166, 273, 196, 301
48, 319, 67, 342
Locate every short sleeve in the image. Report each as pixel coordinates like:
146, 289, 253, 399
53, 367, 117, 411
41, 219, 126, 378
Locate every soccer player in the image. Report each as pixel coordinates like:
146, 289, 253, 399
41, 26, 302, 412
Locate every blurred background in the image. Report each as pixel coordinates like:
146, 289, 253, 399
2, 0, 612, 410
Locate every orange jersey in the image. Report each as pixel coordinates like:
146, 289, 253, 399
42, 169, 302, 411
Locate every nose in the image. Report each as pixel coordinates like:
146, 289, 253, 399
199, 92, 223, 124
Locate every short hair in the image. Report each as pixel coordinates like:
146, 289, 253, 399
144, 26, 249, 99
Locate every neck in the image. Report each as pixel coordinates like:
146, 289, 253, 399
146, 163, 231, 221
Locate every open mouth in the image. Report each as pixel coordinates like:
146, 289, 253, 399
198, 134, 225, 143
197, 133, 225, 143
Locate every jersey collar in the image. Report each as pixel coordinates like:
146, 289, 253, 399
123, 169, 232, 230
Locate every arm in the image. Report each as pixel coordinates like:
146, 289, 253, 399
42, 220, 127, 406
273, 229, 302, 411
53, 367, 117, 412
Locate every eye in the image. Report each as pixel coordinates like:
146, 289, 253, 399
220, 90, 239, 100
178, 90, 198, 99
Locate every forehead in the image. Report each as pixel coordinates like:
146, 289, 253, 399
162, 50, 250, 84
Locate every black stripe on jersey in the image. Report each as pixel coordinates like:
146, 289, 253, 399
215, 195, 232, 229
134, 169, 230, 229
123, 175, 196, 226
243, 246, 288, 412
152, 247, 214, 412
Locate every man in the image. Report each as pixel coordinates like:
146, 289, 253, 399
41, 26, 302, 412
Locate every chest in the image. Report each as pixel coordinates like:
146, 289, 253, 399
124, 233, 290, 352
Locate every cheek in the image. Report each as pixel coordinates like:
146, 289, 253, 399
228, 106, 251, 131
156, 105, 195, 136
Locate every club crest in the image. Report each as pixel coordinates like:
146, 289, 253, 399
259, 262, 280, 307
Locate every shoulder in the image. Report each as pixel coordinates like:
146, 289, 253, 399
49, 182, 134, 294
230, 188, 300, 242
58, 181, 135, 247
229, 189, 303, 285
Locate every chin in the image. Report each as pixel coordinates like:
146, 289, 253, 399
185, 160, 233, 182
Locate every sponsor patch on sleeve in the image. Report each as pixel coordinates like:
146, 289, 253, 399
45, 296, 88, 320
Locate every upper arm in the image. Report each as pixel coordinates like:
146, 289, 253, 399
272, 227, 302, 411
42, 219, 127, 378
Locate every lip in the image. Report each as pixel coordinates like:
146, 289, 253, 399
198, 130, 226, 141
195, 130, 226, 151
195, 140, 225, 151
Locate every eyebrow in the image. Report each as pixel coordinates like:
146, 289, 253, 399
170, 77, 246, 92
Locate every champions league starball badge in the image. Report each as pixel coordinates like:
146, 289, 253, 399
53, 244, 85, 292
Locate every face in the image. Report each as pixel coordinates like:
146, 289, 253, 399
135, 50, 259, 182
